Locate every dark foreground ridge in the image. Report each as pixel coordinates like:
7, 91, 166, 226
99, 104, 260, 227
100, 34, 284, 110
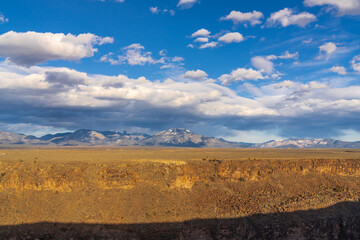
1, 201, 360, 239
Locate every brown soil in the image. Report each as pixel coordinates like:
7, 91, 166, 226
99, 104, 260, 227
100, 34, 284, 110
1, 148, 360, 239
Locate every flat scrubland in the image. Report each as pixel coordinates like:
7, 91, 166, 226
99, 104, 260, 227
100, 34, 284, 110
1, 148, 360, 239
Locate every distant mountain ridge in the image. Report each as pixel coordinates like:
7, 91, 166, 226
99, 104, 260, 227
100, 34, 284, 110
39, 129, 150, 146
255, 138, 360, 149
0, 131, 49, 145
1, 129, 360, 148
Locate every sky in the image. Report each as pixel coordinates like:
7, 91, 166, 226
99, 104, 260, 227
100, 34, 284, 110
0, 0, 360, 142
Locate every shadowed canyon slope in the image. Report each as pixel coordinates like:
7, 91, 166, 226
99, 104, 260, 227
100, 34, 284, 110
1, 149, 360, 239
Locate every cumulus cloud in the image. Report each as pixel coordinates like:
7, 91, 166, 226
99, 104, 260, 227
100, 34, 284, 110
251, 51, 299, 74
100, 44, 158, 66
191, 28, 211, 38
218, 68, 265, 85
317, 42, 337, 60
2, 62, 360, 139
177, 0, 198, 9
329, 66, 347, 75
184, 69, 208, 80
267, 8, 317, 27
255, 80, 360, 119
194, 37, 209, 43
199, 42, 218, 49
0, 31, 113, 66
304, 0, 360, 15
251, 56, 274, 74
101, 44, 160, 66
220, 10, 264, 26
0, 62, 276, 132
218, 32, 244, 43
0, 13, 8, 24
351, 55, 360, 72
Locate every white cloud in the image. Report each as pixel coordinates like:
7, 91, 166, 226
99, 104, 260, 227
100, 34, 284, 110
251, 80, 360, 118
191, 28, 211, 38
220, 10, 264, 26
267, 8, 317, 27
218, 32, 244, 43
351, 55, 360, 72
0, 31, 113, 66
199, 42, 218, 49
0, 62, 276, 118
330, 66, 347, 75
252, 51, 299, 74
3, 62, 360, 138
150, 7, 175, 15
0, 14, 8, 24
101, 43, 160, 66
302, 38, 313, 44
317, 42, 337, 60
304, 0, 360, 15
159, 49, 167, 56
150, 7, 160, 14
319, 42, 337, 54
184, 69, 208, 80
187, 44, 194, 48
194, 37, 209, 43
218, 68, 265, 85
272, 51, 299, 60
177, 0, 198, 9
166, 9, 176, 16
101, 44, 184, 67
172, 56, 184, 62
251, 56, 274, 74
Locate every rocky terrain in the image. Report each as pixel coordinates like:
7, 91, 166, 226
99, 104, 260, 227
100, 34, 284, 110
1, 128, 360, 148
0, 148, 360, 239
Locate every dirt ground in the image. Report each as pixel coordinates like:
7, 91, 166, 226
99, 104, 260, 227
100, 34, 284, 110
1, 148, 360, 239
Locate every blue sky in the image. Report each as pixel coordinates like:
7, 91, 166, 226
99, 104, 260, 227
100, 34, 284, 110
0, 0, 359, 142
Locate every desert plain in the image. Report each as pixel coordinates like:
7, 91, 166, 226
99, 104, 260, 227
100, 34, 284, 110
1, 148, 360, 239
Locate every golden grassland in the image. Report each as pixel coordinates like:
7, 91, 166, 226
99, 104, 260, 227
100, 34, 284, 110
1, 147, 360, 163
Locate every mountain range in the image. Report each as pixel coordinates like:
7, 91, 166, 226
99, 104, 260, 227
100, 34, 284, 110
1, 128, 360, 149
